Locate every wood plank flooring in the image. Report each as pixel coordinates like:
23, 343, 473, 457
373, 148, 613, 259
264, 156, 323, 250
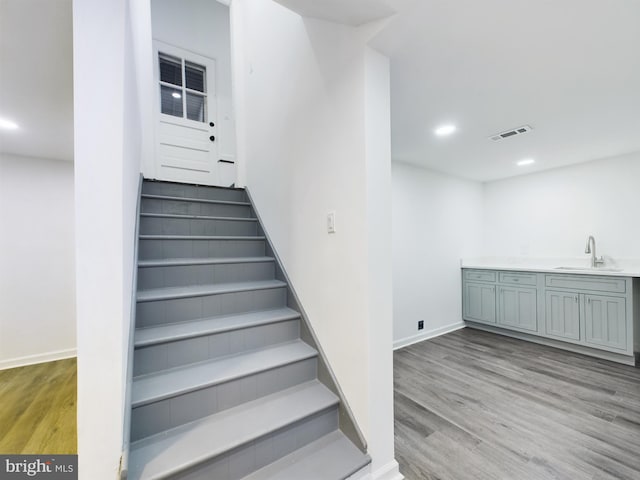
394, 328, 640, 480
0, 358, 77, 454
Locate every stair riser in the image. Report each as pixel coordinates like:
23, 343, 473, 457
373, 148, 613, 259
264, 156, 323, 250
142, 182, 246, 203
142, 198, 252, 218
138, 262, 275, 290
131, 357, 318, 442
166, 408, 337, 480
133, 319, 300, 376
138, 238, 265, 260
136, 288, 287, 327
139, 216, 258, 236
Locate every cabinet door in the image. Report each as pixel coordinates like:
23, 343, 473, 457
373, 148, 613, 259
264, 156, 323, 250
545, 291, 580, 340
498, 286, 537, 332
584, 294, 627, 351
464, 282, 496, 324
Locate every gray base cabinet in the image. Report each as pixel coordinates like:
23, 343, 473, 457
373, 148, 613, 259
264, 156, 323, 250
462, 268, 639, 365
463, 282, 496, 324
545, 291, 580, 341
497, 286, 537, 332
584, 294, 627, 351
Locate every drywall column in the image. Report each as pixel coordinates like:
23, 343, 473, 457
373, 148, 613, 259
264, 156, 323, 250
73, 0, 142, 477
363, 48, 400, 479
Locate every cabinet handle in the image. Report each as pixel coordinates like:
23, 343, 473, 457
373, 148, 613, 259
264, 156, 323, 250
588, 298, 591, 305
575, 296, 578, 303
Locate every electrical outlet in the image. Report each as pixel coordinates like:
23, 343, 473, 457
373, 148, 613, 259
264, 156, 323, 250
418, 320, 424, 330
327, 211, 336, 234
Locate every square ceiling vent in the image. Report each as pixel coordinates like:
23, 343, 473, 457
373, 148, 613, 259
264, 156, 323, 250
489, 125, 533, 141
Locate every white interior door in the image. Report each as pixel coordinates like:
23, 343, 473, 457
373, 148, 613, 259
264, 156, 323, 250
153, 41, 220, 186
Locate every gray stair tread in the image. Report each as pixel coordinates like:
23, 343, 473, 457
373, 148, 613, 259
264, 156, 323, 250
241, 430, 371, 480
142, 193, 250, 206
132, 340, 317, 407
129, 380, 338, 480
137, 279, 286, 302
139, 234, 264, 241
138, 256, 274, 267
140, 212, 257, 222
135, 308, 301, 347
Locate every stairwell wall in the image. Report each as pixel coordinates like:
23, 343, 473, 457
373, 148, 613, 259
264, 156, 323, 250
231, 0, 398, 477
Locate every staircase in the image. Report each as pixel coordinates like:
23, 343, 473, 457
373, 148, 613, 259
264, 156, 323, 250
127, 180, 370, 479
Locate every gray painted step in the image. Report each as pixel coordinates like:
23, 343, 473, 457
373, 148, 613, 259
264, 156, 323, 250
128, 381, 339, 480
135, 308, 301, 347
132, 340, 317, 408
133, 317, 301, 376
142, 181, 247, 203
136, 284, 286, 328
131, 353, 317, 441
138, 235, 265, 260
137, 280, 286, 303
141, 194, 252, 218
137, 257, 275, 290
140, 213, 258, 236
241, 430, 371, 480
133, 309, 302, 376
138, 256, 274, 267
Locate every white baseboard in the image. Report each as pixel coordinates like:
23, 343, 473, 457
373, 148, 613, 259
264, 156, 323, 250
372, 460, 403, 480
347, 460, 403, 480
393, 322, 465, 350
0, 348, 77, 371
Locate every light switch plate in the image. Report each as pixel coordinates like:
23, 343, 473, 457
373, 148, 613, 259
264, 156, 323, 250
327, 211, 336, 234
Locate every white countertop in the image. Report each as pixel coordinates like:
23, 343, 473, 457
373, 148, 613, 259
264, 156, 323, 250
461, 257, 640, 278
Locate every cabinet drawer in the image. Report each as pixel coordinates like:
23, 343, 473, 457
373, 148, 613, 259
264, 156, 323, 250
464, 270, 496, 282
545, 275, 626, 294
499, 272, 537, 286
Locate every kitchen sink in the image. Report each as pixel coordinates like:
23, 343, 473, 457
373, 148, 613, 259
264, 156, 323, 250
554, 266, 623, 272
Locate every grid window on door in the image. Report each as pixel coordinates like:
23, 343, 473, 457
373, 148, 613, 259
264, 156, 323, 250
159, 53, 207, 122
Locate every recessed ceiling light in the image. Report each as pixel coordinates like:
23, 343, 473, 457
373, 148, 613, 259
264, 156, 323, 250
434, 124, 456, 136
517, 158, 535, 166
0, 117, 19, 130
172, 92, 181, 99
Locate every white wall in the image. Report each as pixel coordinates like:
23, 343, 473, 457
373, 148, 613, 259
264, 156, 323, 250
231, 0, 398, 477
483, 151, 640, 259
73, 0, 143, 477
392, 162, 483, 347
363, 47, 397, 478
0, 153, 76, 369
151, 0, 236, 162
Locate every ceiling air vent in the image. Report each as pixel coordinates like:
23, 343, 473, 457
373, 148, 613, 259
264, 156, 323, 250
489, 125, 533, 141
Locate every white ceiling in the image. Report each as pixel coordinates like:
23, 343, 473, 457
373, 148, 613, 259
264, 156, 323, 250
0, 0, 74, 162
279, 0, 640, 182
3, 0, 639, 180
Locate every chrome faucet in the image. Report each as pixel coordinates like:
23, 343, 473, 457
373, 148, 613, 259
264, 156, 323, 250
584, 235, 604, 268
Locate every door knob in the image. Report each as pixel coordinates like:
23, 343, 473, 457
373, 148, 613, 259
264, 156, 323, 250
209, 135, 215, 142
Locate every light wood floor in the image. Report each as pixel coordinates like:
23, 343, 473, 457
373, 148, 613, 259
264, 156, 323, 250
0, 358, 77, 454
394, 328, 640, 480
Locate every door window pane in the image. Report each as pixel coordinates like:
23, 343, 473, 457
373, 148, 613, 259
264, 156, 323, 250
186, 93, 206, 122
161, 85, 183, 117
160, 55, 182, 86
185, 62, 206, 93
